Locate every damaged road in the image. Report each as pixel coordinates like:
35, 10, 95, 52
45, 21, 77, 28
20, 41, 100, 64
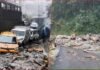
0, 43, 48, 70
51, 34, 100, 69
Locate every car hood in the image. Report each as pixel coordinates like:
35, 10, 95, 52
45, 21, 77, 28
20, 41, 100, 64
0, 43, 18, 49
16, 36, 24, 43
17, 36, 24, 40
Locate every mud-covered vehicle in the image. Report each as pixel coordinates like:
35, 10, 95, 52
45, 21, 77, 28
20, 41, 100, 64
29, 20, 51, 42
29, 21, 39, 41
11, 26, 31, 46
0, 32, 19, 53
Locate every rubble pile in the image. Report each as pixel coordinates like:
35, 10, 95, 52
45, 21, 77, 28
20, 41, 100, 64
0, 44, 48, 70
55, 34, 100, 52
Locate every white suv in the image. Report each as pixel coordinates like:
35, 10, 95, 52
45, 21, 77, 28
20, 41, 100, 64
11, 26, 30, 46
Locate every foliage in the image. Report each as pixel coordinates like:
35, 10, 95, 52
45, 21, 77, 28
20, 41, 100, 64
51, 0, 100, 35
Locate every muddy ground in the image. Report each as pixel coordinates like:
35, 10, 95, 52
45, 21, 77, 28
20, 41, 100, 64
50, 34, 100, 69
1, 34, 100, 70
0, 43, 48, 70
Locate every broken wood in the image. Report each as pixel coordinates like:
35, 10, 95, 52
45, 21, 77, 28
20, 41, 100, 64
0, 49, 18, 53
28, 47, 44, 52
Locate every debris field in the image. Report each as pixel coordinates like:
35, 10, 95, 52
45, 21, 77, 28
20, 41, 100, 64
0, 43, 48, 70
55, 34, 100, 52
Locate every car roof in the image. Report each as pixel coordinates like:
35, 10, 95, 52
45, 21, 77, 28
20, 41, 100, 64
1, 31, 16, 37
12, 26, 29, 31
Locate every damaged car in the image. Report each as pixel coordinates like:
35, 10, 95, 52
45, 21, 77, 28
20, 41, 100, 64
0, 32, 19, 53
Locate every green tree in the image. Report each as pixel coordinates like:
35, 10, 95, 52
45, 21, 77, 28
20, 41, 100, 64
51, 0, 100, 34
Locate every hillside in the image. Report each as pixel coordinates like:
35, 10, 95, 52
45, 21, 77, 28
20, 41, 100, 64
51, 0, 100, 35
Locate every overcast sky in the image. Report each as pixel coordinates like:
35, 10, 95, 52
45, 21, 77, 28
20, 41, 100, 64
21, 0, 52, 18
22, 0, 52, 3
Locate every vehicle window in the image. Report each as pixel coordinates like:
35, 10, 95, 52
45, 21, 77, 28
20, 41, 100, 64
0, 35, 14, 44
18, 7, 20, 11
14, 6, 16, 11
15, 7, 18, 11
1, 3, 6, 9
13, 6, 15, 11
7, 4, 10, 10
13, 30, 25, 36
12, 37, 17, 44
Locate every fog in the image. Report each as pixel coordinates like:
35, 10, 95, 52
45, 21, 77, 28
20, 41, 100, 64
21, 0, 52, 18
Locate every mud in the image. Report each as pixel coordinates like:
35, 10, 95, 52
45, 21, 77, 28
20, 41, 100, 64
0, 43, 48, 70
51, 34, 100, 69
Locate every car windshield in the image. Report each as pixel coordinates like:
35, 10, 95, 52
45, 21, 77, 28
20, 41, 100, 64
13, 30, 25, 36
0, 35, 15, 44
